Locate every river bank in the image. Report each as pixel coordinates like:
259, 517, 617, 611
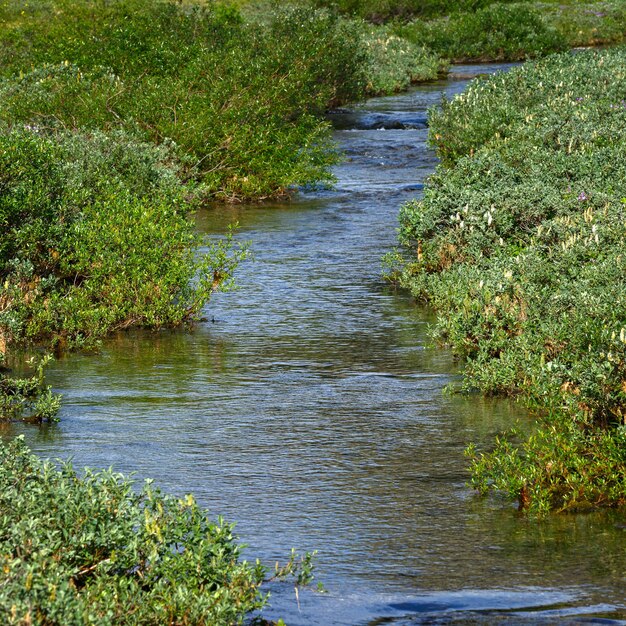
8, 65, 626, 625
1, 1, 625, 621
1, 1, 624, 367
393, 48, 626, 514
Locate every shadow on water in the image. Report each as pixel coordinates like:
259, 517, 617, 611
7, 63, 625, 625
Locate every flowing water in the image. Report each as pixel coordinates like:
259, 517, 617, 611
9, 64, 626, 624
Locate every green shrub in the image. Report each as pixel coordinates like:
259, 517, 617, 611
358, 23, 445, 94
467, 414, 626, 515
539, 1, 626, 48
0, 355, 60, 423
0, 436, 267, 624
0, 1, 367, 200
310, 0, 517, 21
395, 3, 567, 61
392, 49, 626, 513
0, 127, 246, 352
428, 47, 626, 164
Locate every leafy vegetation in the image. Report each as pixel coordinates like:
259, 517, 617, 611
1, 0, 622, 208
391, 48, 626, 514
310, 0, 626, 54
309, 0, 522, 21
0, 1, 368, 201
0, 355, 60, 423
0, 127, 247, 355
359, 23, 446, 93
0, 123, 247, 424
540, 1, 626, 48
394, 3, 568, 61
0, 436, 316, 625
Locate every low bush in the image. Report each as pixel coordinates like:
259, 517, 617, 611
540, 1, 626, 48
391, 49, 626, 513
0, 355, 60, 423
0, 436, 273, 624
359, 23, 446, 94
0, 1, 367, 200
395, 3, 567, 61
467, 413, 626, 515
0, 126, 247, 353
309, 0, 520, 21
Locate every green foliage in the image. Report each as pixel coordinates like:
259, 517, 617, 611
0, 436, 283, 624
309, 0, 518, 21
467, 416, 626, 516
394, 3, 567, 61
3, 0, 615, 206
393, 49, 626, 513
358, 23, 446, 94
540, 1, 626, 48
0, 1, 368, 200
0, 127, 247, 352
0, 355, 60, 422
428, 45, 626, 164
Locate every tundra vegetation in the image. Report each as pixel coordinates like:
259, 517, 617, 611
0, 436, 315, 625
0, 0, 625, 621
390, 49, 626, 515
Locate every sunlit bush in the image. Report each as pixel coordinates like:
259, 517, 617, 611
392, 49, 626, 513
0, 436, 266, 624
0, 1, 366, 200
359, 24, 445, 94
0, 127, 246, 352
395, 3, 567, 62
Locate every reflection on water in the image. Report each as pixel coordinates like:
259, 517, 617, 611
7, 64, 625, 624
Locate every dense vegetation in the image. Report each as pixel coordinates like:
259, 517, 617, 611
311, 0, 526, 20
394, 3, 568, 61
0, 355, 60, 423
1, 0, 625, 620
0, 1, 368, 201
0, 436, 314, 625
391, 48, 626, 514
0, 128, 246, 352
312, 0, 626, 59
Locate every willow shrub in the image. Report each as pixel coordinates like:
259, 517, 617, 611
0, 127, 246, 354
359, 24, 445, 94
392, 49, 626, 513
540, 1, 626, 48
0, 355, 61, 423
0, 436, 275, 625
309, 0, 520, 21
0, 1, 366, 200
394, 3, 567, 62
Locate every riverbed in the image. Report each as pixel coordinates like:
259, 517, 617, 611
11, 64, 626, 624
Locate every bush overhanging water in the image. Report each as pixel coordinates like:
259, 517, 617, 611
391, 48, 626, 514
0, 436, 317, 625
1, 0, 625, 619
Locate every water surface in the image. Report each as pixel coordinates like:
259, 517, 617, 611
10, 64, 626, 624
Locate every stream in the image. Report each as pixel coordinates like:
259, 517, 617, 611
9, 64, 626, 624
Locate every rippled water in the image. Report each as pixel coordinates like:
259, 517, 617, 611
8, 64, 626, 624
